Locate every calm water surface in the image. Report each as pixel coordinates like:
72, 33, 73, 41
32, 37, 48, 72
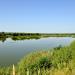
0, 37, 75, 66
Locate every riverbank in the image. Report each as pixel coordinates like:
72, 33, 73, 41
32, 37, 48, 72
0, 40, 75, 75
17, 41, 75, 75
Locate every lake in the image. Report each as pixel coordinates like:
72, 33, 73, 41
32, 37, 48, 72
0, 37, 75, 66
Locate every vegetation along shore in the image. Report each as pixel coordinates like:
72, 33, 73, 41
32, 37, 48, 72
0, 32, 75, 42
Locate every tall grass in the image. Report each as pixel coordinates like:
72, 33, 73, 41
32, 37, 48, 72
17, 41, 75, 75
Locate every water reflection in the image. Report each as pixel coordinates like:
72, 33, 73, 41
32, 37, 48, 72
0, 37, 6, 42
0, 36, 41, 42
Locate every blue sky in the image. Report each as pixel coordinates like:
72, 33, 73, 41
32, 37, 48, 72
0, 0, 75, 33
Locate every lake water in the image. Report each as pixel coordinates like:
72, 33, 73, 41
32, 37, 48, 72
0, 37, 75, 66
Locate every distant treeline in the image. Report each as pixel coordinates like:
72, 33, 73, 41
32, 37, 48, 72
0, 32, 75, 42
0, 32, 75, 37
42, 33, 75, 37
0, 32, 42, 42
0, 32, 41, 36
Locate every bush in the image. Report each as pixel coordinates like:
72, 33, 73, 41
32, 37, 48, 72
38, 57, 52, 69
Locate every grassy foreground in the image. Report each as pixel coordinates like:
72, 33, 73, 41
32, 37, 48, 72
0, 41, 75, 75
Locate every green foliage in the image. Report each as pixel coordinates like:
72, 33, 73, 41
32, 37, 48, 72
52, 47, 72, 69
38, 57, 52, 69
0, 66, 12, 75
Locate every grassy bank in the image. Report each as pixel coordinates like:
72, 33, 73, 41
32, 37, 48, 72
0, 41, 75, 75
17, 41, 75, 75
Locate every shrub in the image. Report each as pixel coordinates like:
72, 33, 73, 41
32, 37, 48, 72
38, 57, 52, 69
